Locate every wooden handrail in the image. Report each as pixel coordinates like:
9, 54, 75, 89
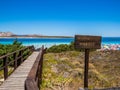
0, 46, 34, 59
25, 46, 44, 90
0, 45, 34, 80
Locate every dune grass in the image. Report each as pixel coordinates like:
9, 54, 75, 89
41, 50, 120, 90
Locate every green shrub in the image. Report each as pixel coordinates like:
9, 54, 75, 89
47, 42, 75, 53
0, 39, 30, 67
46, 41, 96, 53
0, 39, 23, 56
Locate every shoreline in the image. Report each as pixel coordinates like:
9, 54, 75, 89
0, 36, 73, 38
0, 37, 120, 50
0, 42, 120, 50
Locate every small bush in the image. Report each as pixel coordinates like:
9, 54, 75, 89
46, 41, 96, 53
0, 39, 30, 67
47, 42, 75, 53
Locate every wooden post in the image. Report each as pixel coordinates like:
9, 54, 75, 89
39, 46, 44, 87
3, 57, 8, 80
17, 51, 22, 66
31, 46, 34, 52
84, 49, 89, 88
21, 50, 23, 62
74, 35, 101, 89
14, 53, 17, 70
37, 59, 41, 89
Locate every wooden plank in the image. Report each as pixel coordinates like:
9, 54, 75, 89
0, 51, 39, 90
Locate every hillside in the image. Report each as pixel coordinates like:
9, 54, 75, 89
0, 32, 14, 37
0, 32, 72, 38
41, 50, 120, 90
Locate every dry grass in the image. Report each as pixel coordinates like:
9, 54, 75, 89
41, 50, 120, 90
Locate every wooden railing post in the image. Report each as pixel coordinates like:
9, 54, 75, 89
32, 46, 35, 52
17, 51, 22, 66
29, 46, 34, 52
3, 57, 8, 80
13, 52, 17, 70
39, 46, 44, 87
21, 50, 23, 63
0, 46, 34, 81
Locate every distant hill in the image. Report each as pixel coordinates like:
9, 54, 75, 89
0, 32, 73, 38
0, 32, 14, 37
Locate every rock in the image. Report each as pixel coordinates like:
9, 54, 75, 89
57, 63, 71, 72
78, 87, 84, 90
51, 65, 58, 73
63, 72, 70, 78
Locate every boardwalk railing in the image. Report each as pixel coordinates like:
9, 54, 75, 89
25, 46, 44, 90
0, 46, 34, 80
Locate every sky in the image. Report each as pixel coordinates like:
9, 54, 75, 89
0, 0, 120, 37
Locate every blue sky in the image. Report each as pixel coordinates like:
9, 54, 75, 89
0, 0, 120, 36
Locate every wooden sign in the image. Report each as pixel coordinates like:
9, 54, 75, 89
75, 35, 101, 49
74, 35, 102, 88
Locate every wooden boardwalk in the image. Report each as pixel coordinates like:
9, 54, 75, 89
0, 51, 39, 90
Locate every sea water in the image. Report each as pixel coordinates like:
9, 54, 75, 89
0, 37, 120, 49
102, 37, 120, 45
0, 38, 73, 48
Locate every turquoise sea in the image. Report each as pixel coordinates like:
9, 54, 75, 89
0, 37, 120, 49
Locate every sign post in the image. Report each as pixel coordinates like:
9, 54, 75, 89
84, 49, 89, 88
74, 35, 101, 88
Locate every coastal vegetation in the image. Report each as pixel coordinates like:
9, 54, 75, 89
0, 40, 23, 56
0, 40, 24, 66
0, 40, 31, 82
47, 42, 74, 53
46, 42, 95, 53
0, 40, 120, 89
41, 44, 120, 90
